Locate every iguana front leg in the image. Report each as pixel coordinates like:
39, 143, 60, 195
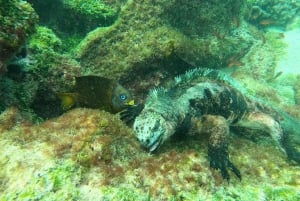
192, 115, 241, 181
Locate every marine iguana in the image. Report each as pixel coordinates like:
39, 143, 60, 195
121, 68, 300, 180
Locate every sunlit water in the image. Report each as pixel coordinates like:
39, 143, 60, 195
276, 28, 300, 75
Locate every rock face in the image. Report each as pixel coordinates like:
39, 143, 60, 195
1, 1, 300, 199
0, 26, 81, 118
1, 0, 299, 119
0, 107, 300, 200
245, 0, 300, 28
27, 0, 120, 35
76, 0, 254, 79
0, 0, 38, 74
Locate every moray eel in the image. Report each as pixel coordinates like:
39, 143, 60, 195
58, 76, 134, 113
121, 68, 300, 180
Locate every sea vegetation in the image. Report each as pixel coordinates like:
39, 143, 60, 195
227, 0, 300, 109
245, 0, 300, 28
1, 0, 300, 200
75, 0, 254, 79
0, 0, 38, 74
26, 0, 123, 54
0, 108, 300, 200
27, 0, 120, 36
1, 0, 126, 119
0, 26, 81, 119
2, 0, 299, 119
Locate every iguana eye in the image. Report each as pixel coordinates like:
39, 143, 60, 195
120, 94, 127, 100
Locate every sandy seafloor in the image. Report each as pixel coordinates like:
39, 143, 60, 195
1, 25, 300, 201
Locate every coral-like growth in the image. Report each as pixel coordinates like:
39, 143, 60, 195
294, 75, 300, 106
75, 0, 253, 80
1, 0, 300, 200
245, 0, 300, 28
0, 0, 38, 74
27, 0, 119, 36
0, 107, 28, 132
0, 108, 300, 200
0, 26, 81, 118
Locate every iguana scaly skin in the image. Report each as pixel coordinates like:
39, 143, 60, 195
121, 68, 300, 180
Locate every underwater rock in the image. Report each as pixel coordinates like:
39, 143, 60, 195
0, 0, 38, 74
245, 0, 300, 28
0, 26, 81, 119
27, 0, 119, 36
0, 107, 24, 132
294, 75, 300, 105
0, 108, 300, 200
76, 0, 255, 79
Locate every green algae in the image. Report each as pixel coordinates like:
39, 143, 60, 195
0, 108, 300, 200
0, 24, 81, 118
0, 0, 38, 69
63, 0, 117, 19
264, 31, 287, 55
264, 186, 300, 201
101, 187, 151, 201
1, 160, 82, 201
29, 26, 62, 53
27, 0, 119, 36
245, 0, 300, 28
1, 0, 300, 200
76, 0, 251, 78
74, 26, 113, 59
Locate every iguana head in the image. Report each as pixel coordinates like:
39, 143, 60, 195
133, 110, 175, 152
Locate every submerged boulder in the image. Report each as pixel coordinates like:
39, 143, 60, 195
0, 0, 38, 74
76, 0, 255, 79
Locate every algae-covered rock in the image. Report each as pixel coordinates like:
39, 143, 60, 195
245, 0, 300, 28
294, 75, 300, 105
76, 0, 255, 79
28, 26, 63, 53
0, 26, 81, 118
0, 0, 38, 74
0, 108, 300, 200
27, 0, 120, 36
1, 0, 300, 199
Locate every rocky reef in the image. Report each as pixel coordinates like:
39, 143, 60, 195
76, 0, 253, 79
245, 0, 300, 28
27, 0, 120, 36
0, 107, 300, 200
0, 0, 38, 74
1, 0, 300, 200
0, 25, 81, 119
1, 0, 300, 118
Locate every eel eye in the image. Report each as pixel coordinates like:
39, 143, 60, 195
119, 94, 127, 101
